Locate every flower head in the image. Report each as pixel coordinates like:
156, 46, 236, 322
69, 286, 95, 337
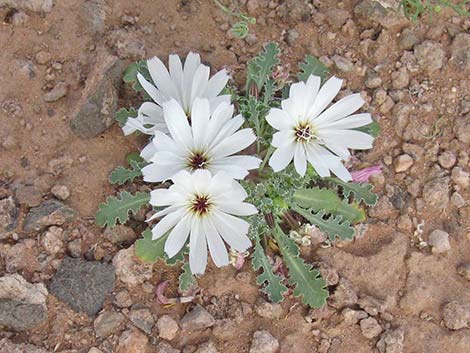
148, 170, 257, 275
122, 53, 231, 153
141, 98, 261, 182
266, 75, 374, 181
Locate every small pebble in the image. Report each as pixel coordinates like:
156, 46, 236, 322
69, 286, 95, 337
51, 185, 70, 200
428, 229, 451, 254
360, 317, 383, 339
394, 154, 413, 173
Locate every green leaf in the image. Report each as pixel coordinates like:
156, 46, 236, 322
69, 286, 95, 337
135, 229, 166, 263
292, 206, 355, 241
273, 225, 328, 308
246, 42, 280, 91
179, 262, 196, 292
123, 60, 151, 91
356, 121, 380, 138
251, 235, 288, 303
297, 55, 329, 82
96, 191, 150, 227
165, 247, 186, 266
232, 20, 249, 39
127, 152, 145, 165
109, 159, 147, 185
294, 187, 365, 223
327, 178, 378, 206
115, 107, 137, 127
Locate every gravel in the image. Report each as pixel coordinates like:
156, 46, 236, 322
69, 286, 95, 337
457, 263, 470, 281
394, 154, 413, 173
376, 327, 405, 353
94, 310, 124, 338
428, 229, 451, 254
0, 0, 53, 12
129, 306, 154, 334
157, 315, 180, 340
116, 328, 149, 353
360, 317, 383, 339
181, 305, 215, 331
41, 226, 64, 255
249, 330, 279, 353
414, 40, 445, 73
23, 200, 76, 233
255, 298, 283, 319
442, 301, 470, 330
49, 257, 115, 316
0, 274, 48, 331
43, 82, 68, 102
0, 196, 18, 237
329, 278, 358, 309
342, 308, 368, 325
399, 28, 419, 50
422, 177, 450, 211
113, 245, 153, 286
451, 33, 470, 71
51, 184, 70, 200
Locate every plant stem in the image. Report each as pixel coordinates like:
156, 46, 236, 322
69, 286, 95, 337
259, 146, 274, 172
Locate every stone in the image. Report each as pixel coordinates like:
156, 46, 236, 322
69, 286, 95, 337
451, 192, 465, 208
81, 0, 109, 35
43, 82, 68, 102
156, 341, 180, 353
451, 167, 469, 189
0, 196, 18, 237
0, 338, 48, 353
414, 41, 445, 73
3, 240, 39, 273
157, 315, 180, 340
428, 230, 450, 254
23, 200, 76, 233
365, 71, 382, 89
399, 28, 419, 50
255, 298, 283, 319
394, 154, 413, 173
41, 226, 64, 255
113, 245, 153, 286
451, 33, 470, 71
69, 51, 123, 138
342, 308, 368, 325
360, 317, 383, 339
104, 225, 136, 244
195, 342, 219, 353
285, 29, 298, 46
354, 0, 407, 29
442, 301, 470, 330
397, 214, 413, 232
51, 184, 70, 200
317, 262, 339, 286
332, 55, 354, 72
116, 328, 149, 353
376, 327, 405, 353
325, 8, 350, 29
358, 295, 388, 316
10, 10, 29, 25
67, 238, 82, 257
35, 51, 51, 65
114, 289, 132, 308
438, 151, 456, 169
329, 278, 358, 309
181, 305, 215, 331
249, 330, 279, 353
15, 185, 43, 207
49, 257, 115, 316
457, 263, 470, 281
94, 310, 124, 337
0, 274, 48, 331
109, 29, 146, 59
391, 68, 409, 89
129, 307, 154, 334
422, 177, 449, 211
88, 349, 104, 353
0, 0, 53, 12
454, 114, 470, 141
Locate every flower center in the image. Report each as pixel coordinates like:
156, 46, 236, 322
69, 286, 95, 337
295, 123, 315, 142
188, 152, 208, 170
190, 194, 212, 216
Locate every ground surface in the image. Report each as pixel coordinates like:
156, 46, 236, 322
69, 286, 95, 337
1, 0, 470, 352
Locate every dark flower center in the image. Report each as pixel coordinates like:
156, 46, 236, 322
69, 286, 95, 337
190, 195, 211, 215
295, 124, 314, 142
189, 152, 207, 170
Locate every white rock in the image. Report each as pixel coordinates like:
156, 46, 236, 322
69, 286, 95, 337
428, 230, 451, 254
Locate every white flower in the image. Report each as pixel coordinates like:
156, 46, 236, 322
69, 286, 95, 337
122, 52, 231, 159
141, 98, 261, 182
266, 75, 374, 181
148, 169, 257, 275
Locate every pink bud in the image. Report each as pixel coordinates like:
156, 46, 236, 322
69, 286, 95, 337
351, 165, 382, 183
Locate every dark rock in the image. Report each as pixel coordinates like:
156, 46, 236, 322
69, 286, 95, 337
0, 338, 48, 353
354, 0, 407, 30
0, 0, 53, 12
23, 200, 76, 233
181, 305, 215, 331
0, 196, 18, 238
69, 51, 123, 138
49, 257, 115, 316
129, 306, 154, 334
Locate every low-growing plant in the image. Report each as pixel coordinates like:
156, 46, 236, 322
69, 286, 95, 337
212, 0, 256, 39
400, 0, 470, 21
97, 43, 380, 308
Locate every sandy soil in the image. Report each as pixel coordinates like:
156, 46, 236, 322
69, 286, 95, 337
1, 0, 470, 352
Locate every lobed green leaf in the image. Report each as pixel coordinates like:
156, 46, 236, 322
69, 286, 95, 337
109, 159, 147, 185
273, 225, 328, 308
246, 42, 280, 92
123, 60, 151, 91
135, 229, 166, 262
356, 121, 380, 138
297, 55, 329, 82
115, 107, 138, 127
327, 178, 378, 206
96, 191, 150, 228
179, 262, 196, 292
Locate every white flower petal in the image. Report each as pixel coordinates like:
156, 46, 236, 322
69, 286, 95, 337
212, 155, 261, 171
152, 130, 185, 156
164, 213, 191, 258
190, 65, 210, 105
203, 217, 229, 268
205, 69, 229, 98
293, 144, 307, 176
168, 54, 183, 86
208, 95, 231, 113
208, 114, 244, 150
210, 128, 256, 158
307, 76, 343, 119
271, 130, 295, 148
191, 98, 211, 149
151, 209, 184, 240
314, 93, 365, 126
269, 142, 296, 172
142, 163, 183, 182
305, 144, 334, 178
266, 108, 293, 131
217, 202, 258, 216
211, 211, 252, 252
141, 139, 158, 161
147, 56, 180, 101
189, 219, 208, 275
163, 99, 193, 150
322, 141, 350, 160
305, 75, 321, 105
137, 73, 166, 105
319, 113, 372, 130
317, 129, 374, 150
150, 188, 182, 207
329, 160, 352, 182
